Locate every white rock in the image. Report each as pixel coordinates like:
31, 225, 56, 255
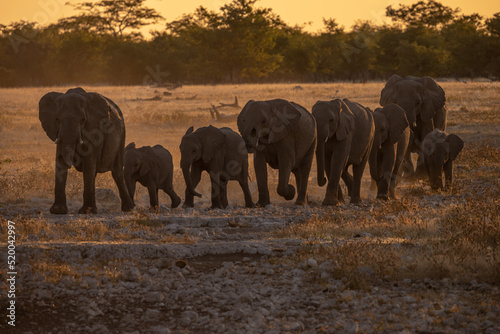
307, 258, 318, 267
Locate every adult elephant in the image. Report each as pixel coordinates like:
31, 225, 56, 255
39, 87, 134, 214
180, 125, 253, 209
369, 104, 410, 200
380, 75, 447, 176
312, 98, 374, 205
237, 99, 316, 206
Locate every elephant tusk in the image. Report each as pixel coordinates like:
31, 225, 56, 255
54, 138, 60, 144
79, 138, 84, 145
412, 122, 417, 127
379, 145, 382, 150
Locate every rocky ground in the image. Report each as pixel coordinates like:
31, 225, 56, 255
1, 193, 499, 334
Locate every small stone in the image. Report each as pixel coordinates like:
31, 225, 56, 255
148, 326, 171, 334
239, 290, 254, 303
145, 308, 161, 320
307, 258, 318, 267
288, 321, 304, 331
403, 296, 417, 304
144, 292, 164, 303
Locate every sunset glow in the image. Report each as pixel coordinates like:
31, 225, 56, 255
1, 0, 498, 35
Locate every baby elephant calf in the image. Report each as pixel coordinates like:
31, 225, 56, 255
421, 129, 464, 191
124, 143, 181, 209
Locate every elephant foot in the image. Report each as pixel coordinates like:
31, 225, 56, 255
376, 193, 389, 201
171, 196, 181, 209
121, 202, 134, 212
245, 202, 255, 208
322, 198, 340, 206
350, 197, 362, 204
50, 204, 68, 215
79, 206, 97, 214
295, 198, 307, 206
256, 199, 271, 207
210, 204, 223, 210
182, 202, 194, 208
279, 185, 295, 201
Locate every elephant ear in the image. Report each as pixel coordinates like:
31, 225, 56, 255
381, 103, 409, 144
139, 146, 160, 177
125, 142, 135, 151
335, 100, 355, 141
83, 92, 124, 134
39, 92, 63, 142
419, 76, 446, 123
446, 133, 464, 161
380, 74, 403, 106
202, 126, 226, 164
237, 100, 255, 135
268, 99, 302, 143
185, 126, 194, 135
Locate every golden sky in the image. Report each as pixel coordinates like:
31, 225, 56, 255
1, 0, 498, 34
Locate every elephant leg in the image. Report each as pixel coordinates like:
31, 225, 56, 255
444, 160, 453, 190
378, 147, 396, 201
183, 167, 202, 208
276, 163, 295, 201
220, 179, 228, 209
351, 161, 367, 204
147, 183, 159, 209
414, 153, 427, 179
51, 160, 69, 214
401, 148, 414, 178
254, 152, 270, 207
324, 144, 349, 206
79, 161, 97, 214
238, 172, 254, 208
163, 185, 181, 209
112, 168, 134, 212
209, 171, 223, 209
295, 142, 315, 206
341, 166, 353, 197
390, 154, 405, 199
163, 172, 181, 208
292, 170, 303, 204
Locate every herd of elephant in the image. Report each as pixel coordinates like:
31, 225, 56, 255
38, 76, 464, 214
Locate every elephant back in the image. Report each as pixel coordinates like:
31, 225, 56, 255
221, 127, 247, 156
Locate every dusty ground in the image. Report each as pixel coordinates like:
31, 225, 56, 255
0, 82, 499, 333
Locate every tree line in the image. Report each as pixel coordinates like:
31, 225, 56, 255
0, 0, 498, 87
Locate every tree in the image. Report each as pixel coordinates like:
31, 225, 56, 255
486, 13, 500, 37
56, 0, 164, 38
386, 0, 459, 28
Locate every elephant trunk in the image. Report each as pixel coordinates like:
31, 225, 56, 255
400, 103, 417, 128
56, 142, 77, 169
55, 124, 82, 169
316, 134, 327, 187
181, 160, 202, 198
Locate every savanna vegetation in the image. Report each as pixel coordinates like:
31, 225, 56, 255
0, 0, 499, 86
